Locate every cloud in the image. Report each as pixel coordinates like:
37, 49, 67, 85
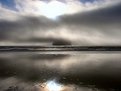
59, 2, 121, 45
0, 0, 121, 45
1, 0, 120, 18
0, 16, 62, 45
14, 0, 121, 16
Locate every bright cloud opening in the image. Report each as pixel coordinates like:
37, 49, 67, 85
39, 1, 67, 19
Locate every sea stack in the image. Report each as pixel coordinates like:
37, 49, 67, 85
52, 39, 71, 46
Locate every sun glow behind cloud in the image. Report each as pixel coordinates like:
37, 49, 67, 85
39, 1, 67, 19
14, 0, 120, 20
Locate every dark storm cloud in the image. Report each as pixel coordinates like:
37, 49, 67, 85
60, 2, 121, 25
0, 16, 58, 42
57, 2, 121, 45
60, 2, 121, 32
0, 15, 72, 45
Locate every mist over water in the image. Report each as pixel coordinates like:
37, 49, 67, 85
0, 52, 121, 91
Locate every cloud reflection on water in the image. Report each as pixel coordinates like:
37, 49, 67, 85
0, 52, 121, 91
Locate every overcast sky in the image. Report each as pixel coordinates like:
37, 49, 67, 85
0, 0, 121, 45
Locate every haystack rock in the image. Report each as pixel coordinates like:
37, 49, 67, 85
52, 39, 71, 46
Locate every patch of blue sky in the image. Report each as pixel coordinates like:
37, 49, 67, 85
0, 0, 17, 11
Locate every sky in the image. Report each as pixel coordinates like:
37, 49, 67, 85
0, 0, 121, 45
0, 0, 16, 9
